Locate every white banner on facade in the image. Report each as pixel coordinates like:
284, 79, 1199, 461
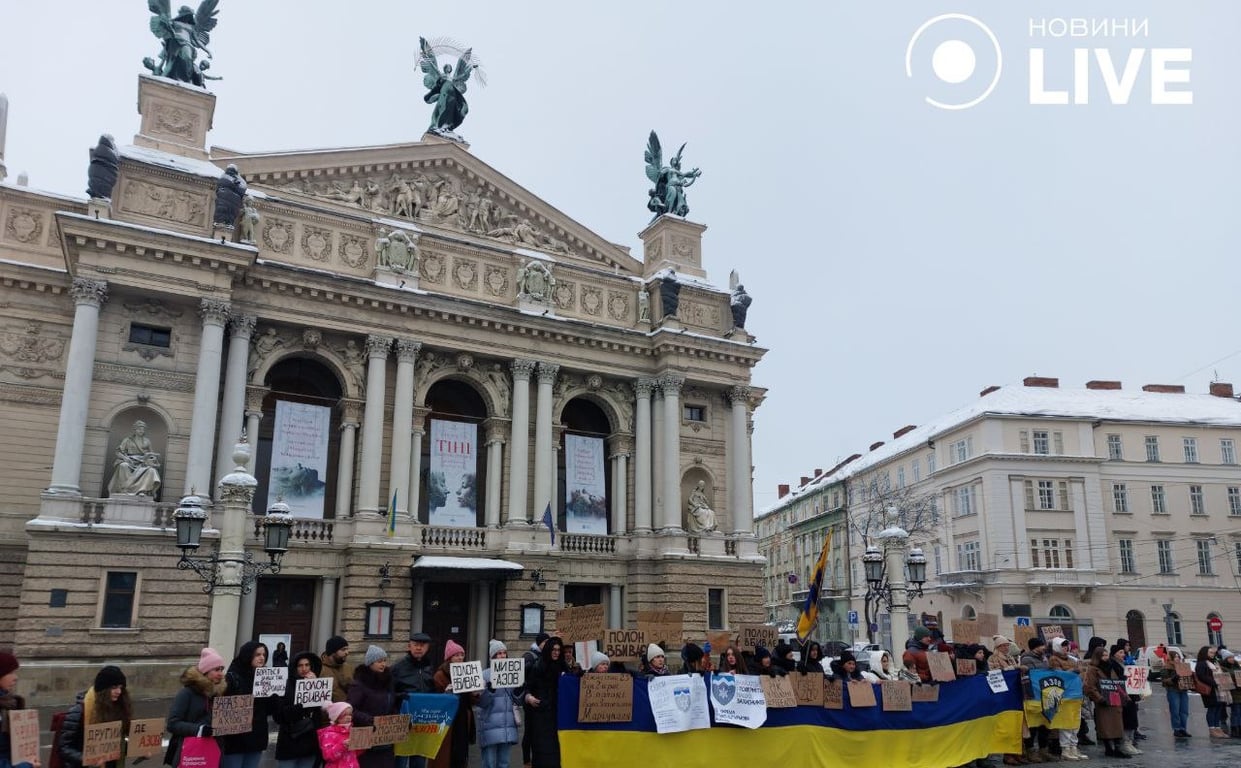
564, 434, 607, 535
267, 400, 330, 518
429, 419, 478, 528
647, 674, 711, 734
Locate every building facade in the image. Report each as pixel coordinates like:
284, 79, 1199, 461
0, 74, 766, 703
759, 377, 1241, 652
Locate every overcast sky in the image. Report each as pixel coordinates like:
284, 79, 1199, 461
2, 1, 1238, 515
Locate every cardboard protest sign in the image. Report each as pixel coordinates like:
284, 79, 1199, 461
1234, 670, 1241, 688
559, 605, 606, 644
295, 677, 333, 707
881, 681, 912, 712
951, 620, 979, 645
1124, 665, 1151, 696
1040, 625, 1064, 641
847, 680, 877, 707
928, 651, 957, 682
1175, 661, 1193, 679
759, 674, 797, 708
1216, 672, 1237, 692
649, 674, 710, 733
986, 670, 1009, 693
955, 659, 977, 677
211, 695, 254, 735
7, 709, 39, 766
911, 684, 940, 703
1014, 624, 1038, 649
450, 661, 485, 693
84, 721, 125, 765
707, 631, 735, 652
491, 658, 524, 688
603, 629, 647, 661
348, 726, 374, 752
823, 679, 844, 710
578, 673, 634, 722
127, 718, 167, 758
739, 624, 777, 653
637, 610, 684, 646
976, 613, 999, 637
254, 666, 288, 697
372, 714, 412, 746
792, 672, 824, 706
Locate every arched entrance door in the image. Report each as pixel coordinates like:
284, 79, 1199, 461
1125, 610, 1147, 648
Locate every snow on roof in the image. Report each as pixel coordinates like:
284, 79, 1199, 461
411, 556, 523, 571
120, 144, 225, 179
60, 211, 256, 251
648, 267, 728, 295
760, 383, 1241, 517
0, 180, 88, 204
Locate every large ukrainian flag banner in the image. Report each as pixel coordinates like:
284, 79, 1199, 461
560, 671, 1023, 768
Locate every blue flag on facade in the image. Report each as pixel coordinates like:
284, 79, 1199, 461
542, 502, 556, 545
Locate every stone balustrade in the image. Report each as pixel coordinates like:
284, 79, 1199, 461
422, 525, 488, 549
560, 533, 617, 555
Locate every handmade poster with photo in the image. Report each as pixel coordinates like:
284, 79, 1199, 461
428, 420, 478, 528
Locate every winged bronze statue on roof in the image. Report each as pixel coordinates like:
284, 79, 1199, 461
645, 131, 702, 222
418, 37, 482, 139
143, 0, 221, 86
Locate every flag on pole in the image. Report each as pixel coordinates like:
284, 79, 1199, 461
796, 528, 833, 642
541, 502, 555, 546
388, 489, 398, 537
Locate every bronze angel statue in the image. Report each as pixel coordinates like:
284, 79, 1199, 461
645, 131, 702, 221
143, 0, 220, 86
418, 37, 482, 138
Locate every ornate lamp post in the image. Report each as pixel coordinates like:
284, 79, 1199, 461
862, 506, 928, 652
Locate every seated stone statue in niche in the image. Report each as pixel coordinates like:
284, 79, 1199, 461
108, 421, 162, 497
686, 480, 718, 533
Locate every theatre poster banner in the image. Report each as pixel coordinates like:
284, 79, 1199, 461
565, 434, 607, 535
429, 420, 478, 528
267, 401, 331, 518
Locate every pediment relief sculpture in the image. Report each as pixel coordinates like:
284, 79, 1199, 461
516, 260, 555, 303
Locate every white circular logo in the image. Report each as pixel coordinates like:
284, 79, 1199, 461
906, 14, 1003, 110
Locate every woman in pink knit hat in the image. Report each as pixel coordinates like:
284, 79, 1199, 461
164, 648, 227, 768
430, 640, 476, 768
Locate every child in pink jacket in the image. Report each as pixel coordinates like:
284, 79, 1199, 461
319, 701, 360, 768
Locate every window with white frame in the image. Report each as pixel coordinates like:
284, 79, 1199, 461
1190, 485, 1206, 515
1196, 540, 1214, 575
912, 459, 921, 483
1184, 437, 1199, 463
1030, 537, 1073, 569
1157, 539, 1174, 574
934, 545, 942, 575
1169, 612, 1184, 645
1151, 485, 1167, 514
1023, 479, 1069, 511
99, 571, 139, 628
1222, 439, 1237, 465
1145, 435, 1160, 462
951, 438, 972, 464
957, 540, 981, 571
1230, 487, 1241, 516
897, 467, 906, 488
954, 485, 977, 517
1107, 434, 1123, 460
1118, 539, 1136, 574
927, 452, 936, 474
1033, 430, 1050, 455
1112, 483, 1129, 513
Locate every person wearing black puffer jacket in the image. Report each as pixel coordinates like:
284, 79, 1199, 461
219, 641, 280, 768
165, 648, 227, 768
275, 652, 327, 768
56, 666, 132, 768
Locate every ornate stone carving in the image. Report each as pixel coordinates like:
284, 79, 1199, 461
302, 329, 322, 349
678, 298, 722, 328
376, 228, 419, 273
484, 265, 509, 296
551, 280, 574, 310
338, 234, 369, 268
456, 353, 474, 371
658, 375, 685, 396
395, 339, 422, 362
452, 258, 478, 291
416, 350, 445, 382
511, 358, 536, 380
153, 104, 197, 139
0, 321, 66, 364
586, 374, 603, 391
245, 385, 269, 412
365, 335, 393, 359
603, 381, 635, 432
672, 235, 695, 260
336, 339, 365, 388
483, 417, 509, 444
537, 362, 560, 385
70, 278, 108, 308
230, 315, 257, 339
581, 286, 603, 316
728, 385, 752, 406
485, 362, 512, 415
119, 180, 207, 226
647, 238, 663, 261
4, 207, 43, 244
421, 251, 445, 284
634, 378, 656, 398
517, 261, 555, 303
301, 226, 332, 262
0, 383, 63, 405
607, 290, 629, 322
262, 218, 294, 254
249, 327, 286, 379
340, 398, 364, 425
637, 288, 651, 322
95, 361, 194, 392
199, 298, 231, 326
123, 298, 183, 319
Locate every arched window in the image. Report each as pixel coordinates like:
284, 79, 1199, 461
558, 397, 612, 535
256, 357, 343, 517
1208, 612, 1224, 647
1050, 605, 1073, 620
1125, 610, 1147, 648
419, 378, 488, 526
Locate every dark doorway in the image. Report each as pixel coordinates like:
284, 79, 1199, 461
253, 578, 316, 654
421, 582, 471, 664
1125, 610, 1147, 648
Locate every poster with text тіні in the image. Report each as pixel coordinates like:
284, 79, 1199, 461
429, 420, 478, 528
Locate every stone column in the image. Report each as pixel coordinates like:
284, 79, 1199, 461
388, 339, 421, 514
47, 278, 108, 495
315, 576, 338, 651
208, 442, 258, 659
532, 362, 559, 522
214, 315, 255, 497
660, 375, 685, 531
506, 359, 535, 525
474, 581, 492, 659
484, 419, 506, 528
357, 335, 392, 514
235, 587, 257, 650
409, 406, 430, 523
651, 385, 664, 525
243, 386, 268, 475
728, 386, 753, 535
608, 435, 631, 535
633, 379, 654, 532
185, 298, 231, 495
335, 400, 362, 518
609, 584, 623, 627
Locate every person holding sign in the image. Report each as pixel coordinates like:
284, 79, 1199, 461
347, 646, 399, 768
1160, 647, 1192, 738
827, 651, 864, 682
524, 637, 567, 768
1047, 638, 1084, 761
57, 666, 132, 768
1082, 646, 1130, 757
318, 703, 360, 768
275, 652, 327, 768
0, 652, 40, 768
166, 648, 227, 768
474, 641, 520, 768
220, 642, 281, 768
1194, 645, 1227, 738
430, 640, 475, 768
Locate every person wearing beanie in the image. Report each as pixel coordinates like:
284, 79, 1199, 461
444, 640, 466, 664
681, 643, 706, 674
347, 641, 398, 768
364, 645, 388, 667
489, 640, 507, 660
432, 639, 475, 768
902, 626, 936, 683
829, 651, 863, 682
525, 636, 567, 768
321, 635, 351, 703
753, 645, 785, 677
57, 666, 133, 768
588, 651, 611, 673
275, 651, 326, 768
476, 641, 521, 768
220, 641, 280, 768
0, 651, 32, 768
318, 703, 360, 768
166, 648, 228, 768
644, 644, 669, 679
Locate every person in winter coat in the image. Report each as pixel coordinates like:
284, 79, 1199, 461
391, 632, 435, 768
1195, 645, 1228, 737
347, 647, 398, 768
771, 643, 797, 674
474, 641, 519, 768
902, 627, 941, 683
1220, 649, 1241, 738
321, 636, 352, 704
524, 637, 567, 768
797, 643, 824, 675
431, 640, 475, 768
644, 644, 671, 680
1083, 646, 1130, 758
986, 639, 1021, 767
587, 652, 611, 674
828, 651, 865, 682
57, 666, 132, 768
1047, 638, 1084, 761
0, 652, 39, 768
220, 641, 280, 768
166, 648, 227, 768
751, 647, 786, 677
1018, 637, 1053, 763
717, 646, 749, 674
1161, 647, 1191, 737
318, 702, 360, 768
275, 652, 328, 768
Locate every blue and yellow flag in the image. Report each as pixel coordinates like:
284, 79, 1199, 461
796, 528, 833, 642
387, 489, 398, 537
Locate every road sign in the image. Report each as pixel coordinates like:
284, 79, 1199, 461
848, 610, 859, 626
1015, 617, 1031, 627
869, 623, 879, 634
1208, 616, 1223, 632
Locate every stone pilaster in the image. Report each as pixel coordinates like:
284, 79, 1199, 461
214, 314, 255, 497
357, 334, 392, 514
